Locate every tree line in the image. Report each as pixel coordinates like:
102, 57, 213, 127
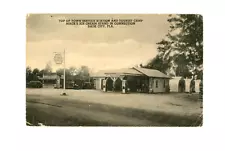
143, 14, 203, 79
26, 61, 91, 83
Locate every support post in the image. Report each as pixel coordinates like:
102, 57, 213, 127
113, 77, 117, 92
103, 79, 107, 92
122, 80, 127, 94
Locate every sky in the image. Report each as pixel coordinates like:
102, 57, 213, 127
26, 14, 170, 73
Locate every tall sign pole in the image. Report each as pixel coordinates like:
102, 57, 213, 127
53, 50, 67, 95
63, 49, 66, 94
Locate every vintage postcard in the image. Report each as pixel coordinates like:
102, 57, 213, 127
26, 14, 203, 126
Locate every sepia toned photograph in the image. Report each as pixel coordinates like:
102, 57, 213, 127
26, 14, 203, 126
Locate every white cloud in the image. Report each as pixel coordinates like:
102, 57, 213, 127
26, 39, 158, 71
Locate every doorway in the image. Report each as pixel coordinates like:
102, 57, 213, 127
106, 78, 113, 91
114, 78, 122, 92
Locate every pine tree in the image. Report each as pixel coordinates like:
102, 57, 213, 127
148, 14, 203, 78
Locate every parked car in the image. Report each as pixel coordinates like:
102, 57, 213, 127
82, 82, 94, 89
27, 81, 43, 88
59, 83, 81, 90
73, 84, 80, 89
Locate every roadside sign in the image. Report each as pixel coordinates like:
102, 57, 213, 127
54, 53, 63, 64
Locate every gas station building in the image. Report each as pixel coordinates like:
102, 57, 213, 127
91, 67, 171, 93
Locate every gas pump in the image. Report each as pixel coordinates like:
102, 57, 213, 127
103, 79, 107, 92
122, 80, 127, 94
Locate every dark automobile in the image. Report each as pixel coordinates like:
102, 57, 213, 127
27, 81, 43, 88
82, 82, 94, 89
73, 84, 80, 89
59, 82, 81, 90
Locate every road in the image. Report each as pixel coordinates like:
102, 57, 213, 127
26, 89, 203, 126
